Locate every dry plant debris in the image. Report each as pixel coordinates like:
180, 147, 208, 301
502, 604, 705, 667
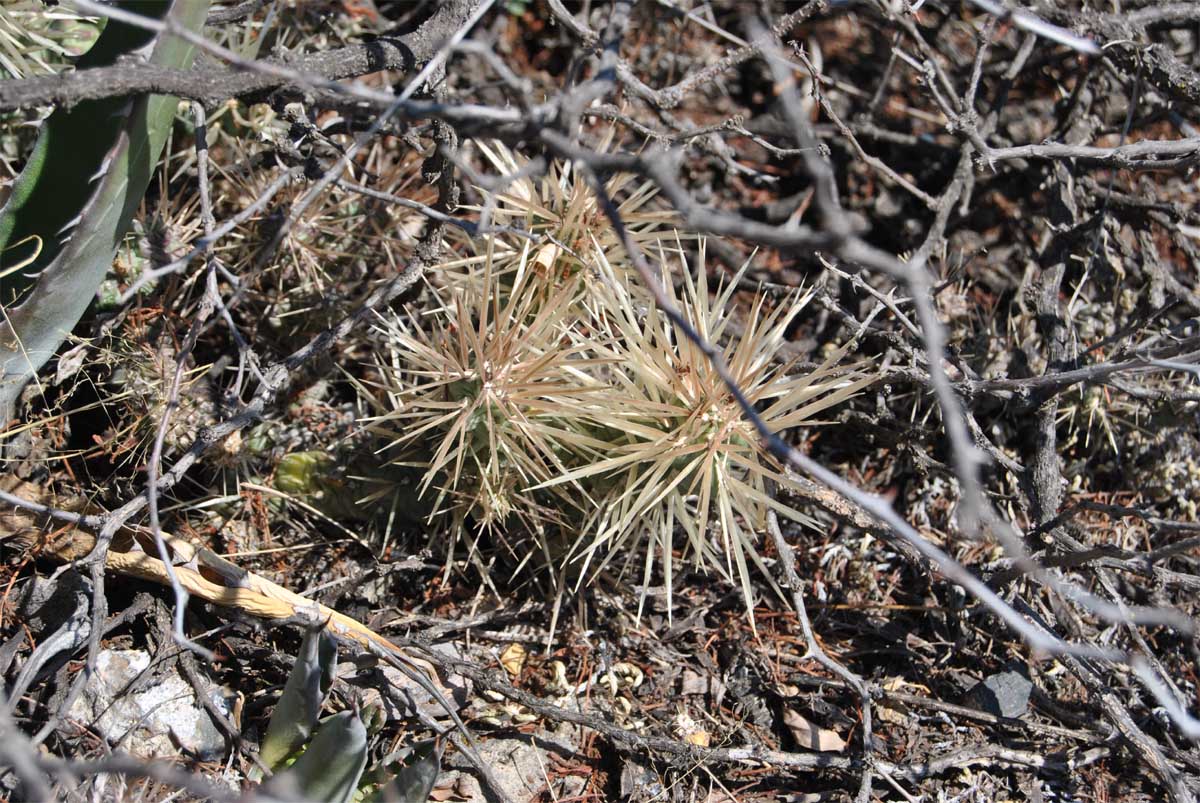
1, 1, 1200, 802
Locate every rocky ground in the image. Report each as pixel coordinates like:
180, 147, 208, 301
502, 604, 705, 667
3, 1, 1200, 801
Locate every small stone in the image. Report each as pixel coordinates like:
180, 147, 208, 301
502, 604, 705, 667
444, 733, 577, 803
67, 649, 234, 760
375, 643, 471, 721
967, 666, 1033, 719
620, 760, 664, 802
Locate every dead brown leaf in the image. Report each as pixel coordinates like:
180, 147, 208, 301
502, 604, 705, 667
782, 708, 846, 753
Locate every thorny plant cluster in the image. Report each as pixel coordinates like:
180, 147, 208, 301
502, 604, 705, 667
1, 0, 1200, 801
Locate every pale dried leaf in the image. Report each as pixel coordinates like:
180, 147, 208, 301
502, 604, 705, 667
499, 642, 526, 677
782, 708, 846, 752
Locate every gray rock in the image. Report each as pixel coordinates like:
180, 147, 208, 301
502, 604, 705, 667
620, 759, 665, 802
374, 643, 471, 721
444, 729, 581, 802
67, 649, 234, 760
967, 666, 1033, 719
472, 737, 561, 802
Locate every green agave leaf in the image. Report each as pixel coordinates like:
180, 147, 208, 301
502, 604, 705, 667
269, 710, 369, 803
0, 5, 160, 273
259, 623, 339, 772
0, 0, 211, 419
367, 739, 442, 803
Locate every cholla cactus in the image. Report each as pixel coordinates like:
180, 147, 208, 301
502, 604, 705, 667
369, 255, 606, 543
0, 2, 98, 79
369, 143, 872, 615
441, 138, 678, 298
538, 242, 873, 616
97, 335, 215, 465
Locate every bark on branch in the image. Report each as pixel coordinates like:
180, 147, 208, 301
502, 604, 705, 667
0, 41, 410, 111
0, 1, 475, 112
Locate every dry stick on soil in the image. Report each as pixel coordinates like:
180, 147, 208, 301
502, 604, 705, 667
30, 0, 477, 113
334, 178, 532, 240
834, 18, 1200, 769
781, 672, 1107, 742
405, 634, 1103, 784
437, 146, 548, 234
204, 0, 265, 26
10, 3, 1193, 176
0, 699, 54, 800
0, 487, 104, 531
0, 37, 414, 111
570, 0, 829, 110
965, 0, 1101, 54
32, 753, 277, 803
975, 136, 1200, 169
61, 0, 539, 131
766, 505, 874, 803
251, 0, 495, 272
401, 637, 854, 773
22, 0, 479, 748
1017, 103, 1196, 800
862, 14, 1193, 630
142, 102, 223, 662
1019, 595, 1197, 803
792, 47, 937, 210
756, 34, 987, 546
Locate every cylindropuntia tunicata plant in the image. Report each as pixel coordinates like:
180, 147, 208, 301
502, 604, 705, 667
365, 141, 872, 618
440, 138, 679, 301
0, 2, 101, 80
537, 241, 875, 617
95, 335, 215, 464
367, 255, 609, 560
